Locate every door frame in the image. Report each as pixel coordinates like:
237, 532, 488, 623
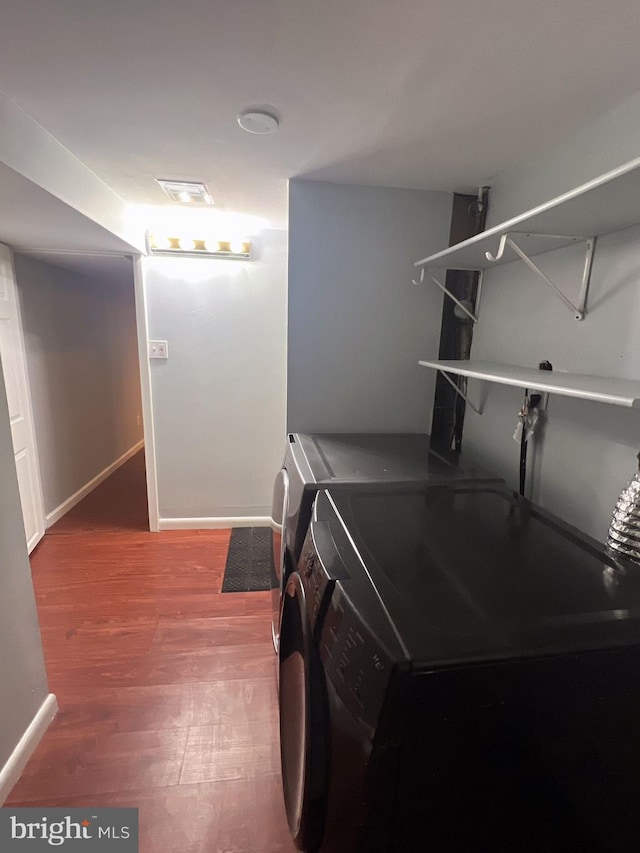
0, 243, 46, 552
132, 255, 160, 532
3, 247, 158, 540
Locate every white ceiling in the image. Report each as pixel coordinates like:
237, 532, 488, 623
2, 0, 640, 227
0, 162, 138, 254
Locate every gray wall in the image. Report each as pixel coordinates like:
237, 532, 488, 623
486, 90, 640, 227
14, 255, 143, 518
143, 229, 287, 521
0, 356, 49, 772
462, 98, 640, 540
288, 180, 452, 432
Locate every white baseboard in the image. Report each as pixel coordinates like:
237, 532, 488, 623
159, 515, 271, 530
45, 440, 145, 528
0, 693, 58, 805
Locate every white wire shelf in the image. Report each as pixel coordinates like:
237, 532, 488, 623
419, 360, 640, 409
414, 155, 640, 272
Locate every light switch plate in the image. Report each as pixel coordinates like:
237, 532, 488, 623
148, 340, 168, 359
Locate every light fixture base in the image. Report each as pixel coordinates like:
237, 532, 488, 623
148, 232, 251, 260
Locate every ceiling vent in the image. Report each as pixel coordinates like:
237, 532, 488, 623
156, 179, 214, 205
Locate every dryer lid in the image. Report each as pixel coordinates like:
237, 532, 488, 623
325, 485, 640, 666
292, 432, 501, 486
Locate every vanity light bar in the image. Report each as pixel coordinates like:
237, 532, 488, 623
148, 235, 252, 259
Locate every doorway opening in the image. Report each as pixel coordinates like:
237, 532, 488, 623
46, 448, 148, 536
1, 246, 150, 546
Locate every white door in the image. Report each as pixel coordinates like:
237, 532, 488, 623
0, 243, 45, 552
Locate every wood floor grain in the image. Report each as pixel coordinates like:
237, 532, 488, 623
8, 778, 295, 853
180, 722, 280, 785
6, 451, 294, 852
53, 679, 278, 735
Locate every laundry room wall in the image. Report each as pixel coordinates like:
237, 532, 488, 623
287, 180, 452, 433
0, 355, 51, 800
14, 255, 143, 525
142, 228, 287, 526
461, 94, 640, 540
485, 90, 640, 225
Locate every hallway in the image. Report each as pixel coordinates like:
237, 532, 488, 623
6, 451, 293, 853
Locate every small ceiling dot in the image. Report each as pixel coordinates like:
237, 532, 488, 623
237, 110, 280, 134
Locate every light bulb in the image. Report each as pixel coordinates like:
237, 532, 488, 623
152, 234, 172, 251
178, 235, 196, 251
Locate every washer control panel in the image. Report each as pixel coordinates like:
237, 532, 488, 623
320, 586, 393, 734
298, 522, 349, 632
300, 490, 403, 736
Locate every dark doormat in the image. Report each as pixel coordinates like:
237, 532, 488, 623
222, 527, 272, 592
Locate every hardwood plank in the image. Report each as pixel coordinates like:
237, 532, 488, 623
35, 591, 271, 622
152, 614, 272, 649
180, 722, 280, 784
7, 777, 296, 853
8, 728, 190, 801
40, 616, 159, 662
133, 643, 278, 686
47, 643, 277, 689
54, 679, 278, 734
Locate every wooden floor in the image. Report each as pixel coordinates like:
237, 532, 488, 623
7, 451, 294, 853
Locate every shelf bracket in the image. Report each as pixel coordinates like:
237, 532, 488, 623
412, 268, 478, 324
437, 369, 483, 415
429, 272, 479, 324
485, 232, 596, 321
